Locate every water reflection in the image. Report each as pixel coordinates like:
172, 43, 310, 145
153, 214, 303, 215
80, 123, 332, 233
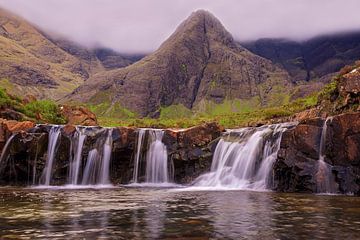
0, 187, 360, 239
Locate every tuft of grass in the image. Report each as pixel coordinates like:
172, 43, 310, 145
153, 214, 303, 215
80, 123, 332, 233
22, 100, 66, 124
0, 88, 13, 109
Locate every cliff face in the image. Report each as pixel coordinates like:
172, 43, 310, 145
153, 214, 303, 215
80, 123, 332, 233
274, 113, 360, 194
69, 10, 291, 117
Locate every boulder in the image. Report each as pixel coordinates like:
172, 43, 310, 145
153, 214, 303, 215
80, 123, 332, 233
0, 108, 25, 121
60, 105, 97, 126
164, 122, 224, 183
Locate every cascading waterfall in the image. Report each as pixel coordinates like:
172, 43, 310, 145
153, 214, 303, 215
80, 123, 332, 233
99, 128, 113, 184
316, 117, 337, 193
81, 128, 113, 185
192, 124, 291, 190
0, 134, 15, 164
81, 149, 99, 185
133, 129, 145, 183
68, 127, 87, 185
39, 126, 62, 186
145, 130, 169, 183
131, 129, 172, 185
0, 134, 16, 173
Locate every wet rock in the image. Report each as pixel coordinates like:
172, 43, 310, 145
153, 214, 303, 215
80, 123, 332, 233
62, 124, 76, 136
164, 122, 224, 183
274, 112, 360, 195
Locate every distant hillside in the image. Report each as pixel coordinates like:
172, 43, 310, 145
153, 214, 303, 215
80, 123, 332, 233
0, 8, 140, 100
242, 32, 360, 83
69, 10, 291, 117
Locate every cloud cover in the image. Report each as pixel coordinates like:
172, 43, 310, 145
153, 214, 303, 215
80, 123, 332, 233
0, 0, 360, 53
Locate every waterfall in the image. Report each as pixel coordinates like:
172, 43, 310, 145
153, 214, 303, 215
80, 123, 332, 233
191, 124, 291, 190
39, 126, 62, 186
133, 129, 145, 183
99, 129, 113, 184
0, 134, 16, 173
131, 129, 172, 185
81, 149, 99, 185
316, 118, 337, 193
68, 127, 86, 185
81, 128, 113, 185
0, 134, 15, 163
145, 130, 169, 183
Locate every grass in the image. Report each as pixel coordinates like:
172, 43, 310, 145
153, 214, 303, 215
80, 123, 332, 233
22, 100, 66, 124
94, 92, 318, 129
0, 86, 66, 124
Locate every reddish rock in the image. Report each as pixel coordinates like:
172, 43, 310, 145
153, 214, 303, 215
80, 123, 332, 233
274, 112, 360, 194
339, 67, 360, 107
293, 108, 321, 122
1, 119, 35, 134
62, 124, 76, 135
60, 105, 98, 126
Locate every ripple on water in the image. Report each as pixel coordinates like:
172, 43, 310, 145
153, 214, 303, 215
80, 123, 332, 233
0, 187, 360, 239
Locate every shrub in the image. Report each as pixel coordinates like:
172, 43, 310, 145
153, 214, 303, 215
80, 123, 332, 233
22, 100, 66, 124
0, 88, 12, 109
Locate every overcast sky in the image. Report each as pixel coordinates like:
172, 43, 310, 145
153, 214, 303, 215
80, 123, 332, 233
0, 0, 360, 53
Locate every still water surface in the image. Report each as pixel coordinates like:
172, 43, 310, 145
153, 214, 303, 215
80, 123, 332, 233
1, 187, 360, 239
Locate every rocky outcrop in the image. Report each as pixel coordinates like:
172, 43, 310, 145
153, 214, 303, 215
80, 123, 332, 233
273, 112, 360, 194
60, 105, 98, 126
338, 65, 360, 108
164, 122, 224, 183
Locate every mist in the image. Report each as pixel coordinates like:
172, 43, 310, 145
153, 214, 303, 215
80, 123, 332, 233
0, 0, 360, 53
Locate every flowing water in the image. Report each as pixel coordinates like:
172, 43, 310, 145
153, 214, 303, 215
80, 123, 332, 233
68, 127, 87, 185
145, 130, 169, 183
133, 129, 145, 183
0, 187, 359, 239
316, 118, 337, 193
192, 124, 290, 190
132, 129, 172, 186
39, 126, 62, 186
81, 128, 113, 186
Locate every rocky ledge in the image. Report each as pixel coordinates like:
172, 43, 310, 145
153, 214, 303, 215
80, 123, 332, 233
0, 120, 223, 185
273, 112, 360, 194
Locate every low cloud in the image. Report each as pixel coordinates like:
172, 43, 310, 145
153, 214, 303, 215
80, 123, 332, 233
0, 0, 360, 53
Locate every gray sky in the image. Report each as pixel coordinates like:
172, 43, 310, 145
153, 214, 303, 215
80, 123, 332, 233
0, 0, 360, 53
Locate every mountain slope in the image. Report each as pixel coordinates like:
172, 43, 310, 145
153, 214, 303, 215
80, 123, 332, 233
242, 32, 360, 83
0, 8, 101, 100
69, 10, 291, 117
0, 8, 140, 100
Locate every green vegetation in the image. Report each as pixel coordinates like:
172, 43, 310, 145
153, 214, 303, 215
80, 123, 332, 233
0, 87, 65, 124
0, 88, 13, 108
160, 104, 193, 119
22, 100, 66, 124
93, 92, 318, 128
88, 102, 137, 119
